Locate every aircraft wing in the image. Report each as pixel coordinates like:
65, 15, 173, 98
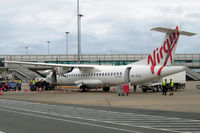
4, 61, 94, 72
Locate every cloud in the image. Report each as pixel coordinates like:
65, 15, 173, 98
0, 0, 199, 55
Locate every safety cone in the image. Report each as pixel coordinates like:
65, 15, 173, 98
61, 88, 65, 93
68, 89, 71, 93
0, 90, 3, 95
33, 91, 36, 94
51, 90, 54, 94
113, 87, 116, 90
39, 89, 42, 93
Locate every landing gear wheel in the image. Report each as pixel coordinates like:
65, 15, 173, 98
103, 87, 110, 92
80, 85, 87, 92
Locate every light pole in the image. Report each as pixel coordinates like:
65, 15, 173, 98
77, 0, 83, 64
25, 46, 29, 55
47, 41, 50, 55
65, 32, 69, 57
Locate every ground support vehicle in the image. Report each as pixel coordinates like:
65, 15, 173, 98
141, 71, 186, 92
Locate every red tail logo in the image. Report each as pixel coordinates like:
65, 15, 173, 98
148, 27, 180, 75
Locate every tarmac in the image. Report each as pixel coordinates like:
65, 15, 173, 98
0, 81, 200, 114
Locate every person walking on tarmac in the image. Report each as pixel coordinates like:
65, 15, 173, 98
162, 79, 168, 95
169, 79, 174, 95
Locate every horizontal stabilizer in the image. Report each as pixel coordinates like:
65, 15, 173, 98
179, 31, 196, 36
151, 27, 196, 36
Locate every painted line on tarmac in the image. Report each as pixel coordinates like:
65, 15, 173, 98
0, 107, 138, 133
1, 98, 197, 122
1, 99, 199, 133
0, 105, 181, 133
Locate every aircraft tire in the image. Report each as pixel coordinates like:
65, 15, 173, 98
142, 89, 147, 92
103, 87, 110, 92
80, 85, 87, 92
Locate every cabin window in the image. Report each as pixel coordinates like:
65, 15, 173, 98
102, 73, 104, 76
114, 72, 116, 75
96, 73, 98, 76
117, 72, 119, 76
105, 73, 107, 76
99, 73, 101, 76
120, 72, 122, 75
108, 73, 110, 76
111, 72, 113, 76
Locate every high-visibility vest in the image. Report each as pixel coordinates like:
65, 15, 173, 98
162, 81, 166, 86
32, 80, 35, 85
170, 81, 174, 87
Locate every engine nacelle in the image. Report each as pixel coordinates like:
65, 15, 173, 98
40, 70, 51, 75
55, 67, 74, 75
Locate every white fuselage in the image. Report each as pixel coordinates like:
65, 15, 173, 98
55, 65, 184, 89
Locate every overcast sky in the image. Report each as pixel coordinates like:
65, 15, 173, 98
0, 0, 199, 55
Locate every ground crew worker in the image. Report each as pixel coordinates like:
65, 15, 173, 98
18, 80, 22, 90
169, 79, 174, 95
29, 80, 32, 88
162, 79, 168, 95
32, 79, 35, 86
32, 79, 36, 90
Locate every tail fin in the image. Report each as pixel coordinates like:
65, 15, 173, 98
132, 25, 196, 76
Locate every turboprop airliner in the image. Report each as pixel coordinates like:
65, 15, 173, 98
5, 26, 196, 91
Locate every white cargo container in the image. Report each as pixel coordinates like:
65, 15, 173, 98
141, 71, 186, 92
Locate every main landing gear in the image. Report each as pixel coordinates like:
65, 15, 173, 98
103, 86, 110, 92
80, 84, 88, 92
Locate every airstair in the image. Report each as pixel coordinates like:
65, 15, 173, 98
185, 67, 200, 81
8, 64, 43, 81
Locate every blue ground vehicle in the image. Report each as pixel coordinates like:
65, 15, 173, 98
8, 82, 18, 91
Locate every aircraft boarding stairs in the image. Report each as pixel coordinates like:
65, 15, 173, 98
185, 67, 200, 81
172, 63, 200, 80
8, 64, 43, 81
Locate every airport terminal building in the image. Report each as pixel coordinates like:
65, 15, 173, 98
0, 54, 200, 81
